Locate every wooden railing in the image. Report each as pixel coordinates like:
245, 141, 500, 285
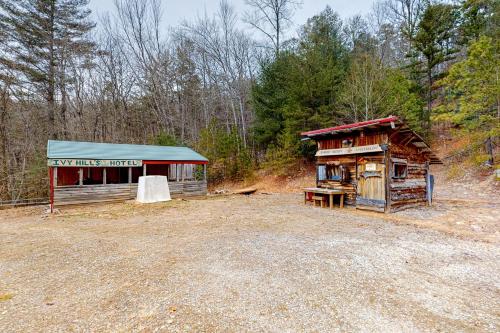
53, 180, 207, 206
0, 197, 49, 209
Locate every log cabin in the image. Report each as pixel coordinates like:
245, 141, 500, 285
301, 116, 442, 213
47, 140, 208, 210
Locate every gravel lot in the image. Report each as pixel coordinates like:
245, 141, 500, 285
0, 194, 499, 332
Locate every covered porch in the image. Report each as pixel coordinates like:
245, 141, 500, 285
47, 140, 208, 208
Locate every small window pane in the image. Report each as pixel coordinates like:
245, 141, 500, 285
318, 165, 326, 181
393, 163, 407, 179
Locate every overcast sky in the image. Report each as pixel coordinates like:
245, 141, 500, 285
88, 0, 374, 36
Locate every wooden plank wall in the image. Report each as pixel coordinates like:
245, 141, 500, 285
355, 154, 386, 211
389, 143, 428, 212
318, 131, 387, 150
54, 180, 207, 206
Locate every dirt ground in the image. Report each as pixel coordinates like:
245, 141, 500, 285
0, 190, 499, 332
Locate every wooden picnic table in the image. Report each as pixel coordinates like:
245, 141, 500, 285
303, 187, 345, 209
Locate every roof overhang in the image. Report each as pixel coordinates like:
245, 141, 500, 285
301, 116, 399, 138
301, 116, 443, 164
47, 140, 209, 164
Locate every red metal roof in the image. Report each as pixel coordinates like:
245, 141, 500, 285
301, 116, 399, 137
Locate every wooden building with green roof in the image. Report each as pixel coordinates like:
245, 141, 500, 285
47, 140, 208, 209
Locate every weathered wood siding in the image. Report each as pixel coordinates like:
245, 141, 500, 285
54, 180, 207, 206
388, 142, 428, 212
316, 149, 386, 206
318, 131, 388, 150
313, 127, 434, 213
356, 157, 386, 212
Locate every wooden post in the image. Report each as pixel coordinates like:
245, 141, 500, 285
384, 150, 391, 213
54, 167, 58, 187
128, 167, 132, 184
425, 161, 432, 206
49, 167, 54, 213
79, 168, 83, 186
143, 164, 147, 176
181, 164, 184, 182
203, 164, 207, 181
315, 164, 318, 187
103, 168, 107, 185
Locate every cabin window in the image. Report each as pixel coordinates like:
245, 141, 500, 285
392, 163, 407, 179
326, 165, 342, 181
317, 165, 326, 181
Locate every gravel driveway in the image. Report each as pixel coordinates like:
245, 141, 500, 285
0, 194, 499, 332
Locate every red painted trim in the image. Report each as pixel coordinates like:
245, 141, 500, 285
49, 167, 54, 213
143, 160, 208, 165
301, 116, 398, 136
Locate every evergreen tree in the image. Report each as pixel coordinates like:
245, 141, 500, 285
252, 6, 347, 156
438, 36, 499, 134
413, 3, 458, 135
436, 35, 499, 165
252, 54, 293, 148
459, 0, 499, 44
0, 0, 95, 139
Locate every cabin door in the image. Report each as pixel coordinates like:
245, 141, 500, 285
356, 162, 386, 212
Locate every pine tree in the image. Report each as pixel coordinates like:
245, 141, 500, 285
413, 3, 458, 136
0, 0, 95, 139
459, 0, 499, 44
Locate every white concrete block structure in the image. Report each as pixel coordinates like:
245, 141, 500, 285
136, 176, 171, 203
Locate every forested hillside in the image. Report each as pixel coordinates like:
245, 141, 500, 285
0, 0, 498, 201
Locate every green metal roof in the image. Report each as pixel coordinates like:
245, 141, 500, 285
47, 140, 208, 162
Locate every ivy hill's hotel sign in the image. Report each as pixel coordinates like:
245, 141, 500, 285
48, 159, 143, 167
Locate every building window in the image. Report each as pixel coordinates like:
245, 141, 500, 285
317, 165, 326, 181
318, 164, 349, 182
392, 163, 407, 179
326, 165, 341, 181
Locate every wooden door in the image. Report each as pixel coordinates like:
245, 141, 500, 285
356, 163, 386, 212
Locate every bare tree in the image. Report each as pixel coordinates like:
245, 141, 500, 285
181, 0, 257, 146
385, 0, 427, 51
244, 0, 301, 56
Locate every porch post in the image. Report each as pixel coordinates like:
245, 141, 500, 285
203, 164, 207, 181
79, 168, 83, 186
128, 167, 132, 184
49, 167, 54, 213
181, 164, 185, 182
143, 164, 147, 176
103, 168, 107, 185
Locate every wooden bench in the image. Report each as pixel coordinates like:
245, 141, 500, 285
312, 195, 327, 208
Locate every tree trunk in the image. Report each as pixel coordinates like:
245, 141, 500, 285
0, 88, 10, 200
47, 1, 57, 139
485, 137, 494, 166
426, 63, 432, 136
